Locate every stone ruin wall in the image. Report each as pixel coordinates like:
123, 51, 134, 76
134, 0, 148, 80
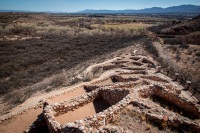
2, 55, 200, 133
139, 84, 200, 119
24, 56, 200, 133
137, 85, 200, 132
151, 85, 200, 119
131, 99, 200, 133
43, 87, 131, 133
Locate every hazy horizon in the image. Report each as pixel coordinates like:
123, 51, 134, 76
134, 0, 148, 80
0, 0, 200, 12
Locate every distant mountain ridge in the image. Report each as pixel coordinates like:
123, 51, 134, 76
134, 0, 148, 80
78, 5, 200, 14
0, 9, 34, 13
0, 4, 200, 14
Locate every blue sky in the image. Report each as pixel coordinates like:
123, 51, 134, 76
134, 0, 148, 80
0, 0, 200, 12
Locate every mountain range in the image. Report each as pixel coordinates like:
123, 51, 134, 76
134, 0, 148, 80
78, 5, 200, 14
0, 5, 200, 14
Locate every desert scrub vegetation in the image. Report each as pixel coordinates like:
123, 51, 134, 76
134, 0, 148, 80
0, 22, 145, 39
91, 23, 150, 30
162, 31, 200, 46
54, 15, 168, 28
9, 24, 37, 35
141, 37, 159, 58
0, 13, 166, 112
0, 28, 147, 112
0, 13, 169, 40
183, 31, 200, 45
0, 12, 31, 23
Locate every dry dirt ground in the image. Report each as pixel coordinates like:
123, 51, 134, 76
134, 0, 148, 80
0, 46, 199, 133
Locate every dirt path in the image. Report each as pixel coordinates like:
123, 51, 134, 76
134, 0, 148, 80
0, 108, 42, 133
0, 85, 88, 133
49, 87, 87, 103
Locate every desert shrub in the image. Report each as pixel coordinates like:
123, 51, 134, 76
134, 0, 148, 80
168, 45, 177, 52
10, 24, 36, 35
89, 29, 106, 36
0, 33, 145, 107
179, 43, 189, 49
78, 29, 94, 37
2, 23, 76, 37
162, 32, 200, 45
0, 13, 31, 23
184, 31, 200, 45
143, 40, 159, 57
10, 27, 22, 34
35, 25, 75, 37
158, 55, 200, 95
37, 21, 52, 27
119, 28, 131, 36
0, 24, 11, 35
163, 37, 182, 45
175, 54, 181, 62
4, 89, 33, 106
76, 27, 137, 37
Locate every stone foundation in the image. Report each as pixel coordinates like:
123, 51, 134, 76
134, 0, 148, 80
2, 54, 199, 133
43, 87, 131, 133
137, 84, 200, 132
151, 85, 200, 119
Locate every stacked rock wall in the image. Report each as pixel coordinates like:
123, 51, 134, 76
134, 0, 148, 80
101, 89, 129, 105
43, 87, 131, 133
131, 98, 200, 133
151, 85, 200, 119
5, 54, 199, 133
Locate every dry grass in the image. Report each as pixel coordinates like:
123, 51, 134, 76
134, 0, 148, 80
183, 31, 200, 45
0, 12, 172, 113
91, 23, 150, 31
0, 13, 152, 113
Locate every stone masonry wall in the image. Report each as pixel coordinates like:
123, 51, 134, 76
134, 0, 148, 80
43, 87, 131, 133
151, 85, 200, 119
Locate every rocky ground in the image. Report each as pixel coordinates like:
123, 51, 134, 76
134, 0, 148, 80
0, 46, 199, 133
